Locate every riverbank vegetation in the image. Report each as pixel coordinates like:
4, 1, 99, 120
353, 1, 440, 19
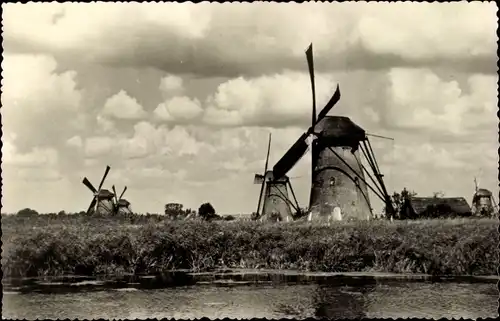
2, 213, 496, 278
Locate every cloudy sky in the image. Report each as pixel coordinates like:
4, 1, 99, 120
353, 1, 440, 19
1, 2, 497, 215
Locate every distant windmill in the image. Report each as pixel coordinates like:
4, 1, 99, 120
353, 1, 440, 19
82, 165, 115, 215
471, 176, 498, 217
271, 43, 395, 222
253, 133, 301, 222
112, 185, 133, 215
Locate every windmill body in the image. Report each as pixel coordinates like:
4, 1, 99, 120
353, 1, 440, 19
112, 185, 132, 215
258, 171, 294, 222
116, 198, 133, 215
472, 188, 496, 217
254, 134, 300, 222
94, 189, 115, 215
309, 116, 372, 221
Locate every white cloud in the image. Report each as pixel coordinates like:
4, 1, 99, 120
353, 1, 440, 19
203, 72, 338, 127
157, 96, 203, 121
84, 136, 115, 158
386, 68, 498, 135
3, 3, 495, 76
102, 90, 147, 120
159, 74, 184, 96
1, 53, 83, 150
3, 143, 59, 168
66, 135, 83, 149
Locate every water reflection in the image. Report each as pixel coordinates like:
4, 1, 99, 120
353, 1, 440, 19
312, 277, 376, 319
2, 272, 498, 319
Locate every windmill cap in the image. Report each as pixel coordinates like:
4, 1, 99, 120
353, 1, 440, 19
97, 189, 115, 199
265, 170, 289, 182
117, 199, 131, 206
475, 188, 492, 197
315, 116, 365, 144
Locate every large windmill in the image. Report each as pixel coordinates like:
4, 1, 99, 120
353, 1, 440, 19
112, 185, 133, 215
254, 133, 301, 222
82, 165, 115, 216
271, 43, 395, 222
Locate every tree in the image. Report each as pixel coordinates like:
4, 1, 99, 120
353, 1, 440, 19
165, 203, 184, 220
389, 188, 417, 220
198, 202, 216, 220
17, 208, 39, 217
432, 191, 445, 198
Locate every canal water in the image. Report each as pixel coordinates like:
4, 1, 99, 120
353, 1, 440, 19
3, 270, 498, 319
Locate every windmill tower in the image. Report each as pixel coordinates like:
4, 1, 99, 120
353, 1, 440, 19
82, 165, 115, 215
112, 185, 133, 215
471, 177, 498, 217
254, 133, 301, 222
272, 43, 395, 222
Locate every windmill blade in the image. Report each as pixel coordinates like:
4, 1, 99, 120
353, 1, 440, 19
264, 133, 272, 173
272, 132, 310, 180
112, 185, 118, 204
256, 133, 272, 216
119, 186, 127, 200
86, 197, 97, 215
306, 43, 316, 126
316, 84, 341, 122
82, 177, 97, 194
97, 165, 111, 191
256, 179, 266, 217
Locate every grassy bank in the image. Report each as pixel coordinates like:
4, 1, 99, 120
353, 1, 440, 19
2, 214, 497, 278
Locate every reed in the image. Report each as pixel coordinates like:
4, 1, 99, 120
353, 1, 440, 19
2, 214, 496, 278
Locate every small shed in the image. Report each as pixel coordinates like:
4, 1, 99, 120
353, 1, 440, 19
404, 197, 472, 219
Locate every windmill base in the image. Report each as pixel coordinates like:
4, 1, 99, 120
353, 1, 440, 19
308, 203, 371, 222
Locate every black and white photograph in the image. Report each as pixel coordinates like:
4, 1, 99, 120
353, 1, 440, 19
1, 1, 498, 319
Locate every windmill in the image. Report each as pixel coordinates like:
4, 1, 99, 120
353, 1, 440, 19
253, 133, 301, 222
471, 176, 498, 217
271, 43, 395, 222
82, 165, 115, 216
112, 185, 133, 215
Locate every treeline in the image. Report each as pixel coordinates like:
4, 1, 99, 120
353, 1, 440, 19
5, 202, 237, 222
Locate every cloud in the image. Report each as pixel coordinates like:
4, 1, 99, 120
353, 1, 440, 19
203, 72, 338, 127
1, 53, 83, 152
154, 96, 203, 122
3, 142, 59, 168
84, 136, 115, 158
159, 74, 184, 96
66, 135, 83, 149
0, 3, 497, 215
384, 68, 498, 136
3, 2, 496, 76
102, 90, 147, 120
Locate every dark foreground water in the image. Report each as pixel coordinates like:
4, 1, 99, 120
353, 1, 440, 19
3, 270, 498, 319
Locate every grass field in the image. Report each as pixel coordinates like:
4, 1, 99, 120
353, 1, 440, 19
1, 214, 497, 278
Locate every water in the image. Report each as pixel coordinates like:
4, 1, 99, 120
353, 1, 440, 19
3, 271, 498, 319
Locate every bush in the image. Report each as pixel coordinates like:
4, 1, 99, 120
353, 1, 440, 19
198, 202, 216, 220
17, 208, 39, 217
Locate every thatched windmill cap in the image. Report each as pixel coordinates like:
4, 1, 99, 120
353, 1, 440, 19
117, 199, 131, 207
475, 188, 492, 197
315, 116, 366, 146
97, 189, 115, 199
